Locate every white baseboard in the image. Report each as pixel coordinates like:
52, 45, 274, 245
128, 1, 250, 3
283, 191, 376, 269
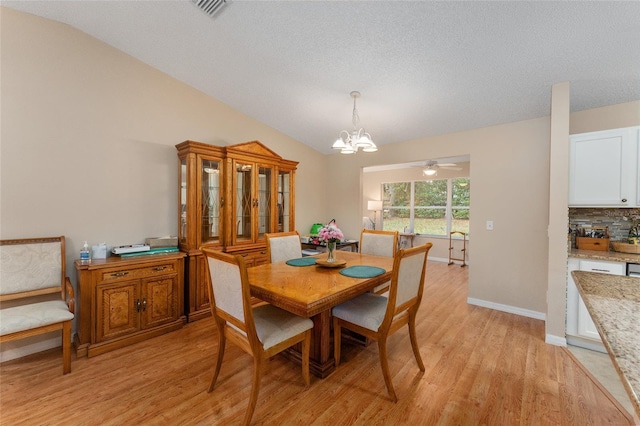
545, 334, 567, 347
467, 297, 546, 321
429, 256, 468, 266
0, 333, 61, 363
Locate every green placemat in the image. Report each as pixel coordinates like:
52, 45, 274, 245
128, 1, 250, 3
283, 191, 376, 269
286, 257, 317, 267
339, 265, 386, 278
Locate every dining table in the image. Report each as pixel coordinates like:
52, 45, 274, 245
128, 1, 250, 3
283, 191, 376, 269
246, 250, 394, 378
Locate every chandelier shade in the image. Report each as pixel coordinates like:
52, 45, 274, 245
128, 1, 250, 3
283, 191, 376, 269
332, 91, 377, 154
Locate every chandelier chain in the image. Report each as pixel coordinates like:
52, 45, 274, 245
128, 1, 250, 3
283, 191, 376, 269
352, 97, 360, 129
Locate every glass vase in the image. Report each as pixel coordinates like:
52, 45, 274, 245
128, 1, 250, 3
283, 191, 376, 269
326, 241, 336, 263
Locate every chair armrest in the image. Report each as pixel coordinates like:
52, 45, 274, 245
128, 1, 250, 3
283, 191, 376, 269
65, 277, 75, 314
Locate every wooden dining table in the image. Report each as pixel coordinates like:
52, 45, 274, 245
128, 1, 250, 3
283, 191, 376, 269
246, 250, 394, 378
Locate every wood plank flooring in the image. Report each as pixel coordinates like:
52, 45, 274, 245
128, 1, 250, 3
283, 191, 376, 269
0, 261, 633, 425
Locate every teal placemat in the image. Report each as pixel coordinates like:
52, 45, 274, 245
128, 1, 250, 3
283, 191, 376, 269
286, 257, 317, 267
340, 265, 386, 278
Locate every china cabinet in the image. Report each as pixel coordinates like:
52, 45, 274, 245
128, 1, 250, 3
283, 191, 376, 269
569, 126, 639, 207
74, 253, 185, 357
176, 140, 297, 321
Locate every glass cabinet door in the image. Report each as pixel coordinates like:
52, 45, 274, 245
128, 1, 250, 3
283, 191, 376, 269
179, 158, 188, 246
235, 162, 253, 242
257, 166, 273, 239
278, 170, 291, 232
200, 158, 221, 245
234, 162, 274, 243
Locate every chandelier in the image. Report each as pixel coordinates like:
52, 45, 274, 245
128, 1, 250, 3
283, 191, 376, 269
331, 91, 378, 154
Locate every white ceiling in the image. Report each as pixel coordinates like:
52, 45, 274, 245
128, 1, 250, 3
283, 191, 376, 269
4, 1, 640, 155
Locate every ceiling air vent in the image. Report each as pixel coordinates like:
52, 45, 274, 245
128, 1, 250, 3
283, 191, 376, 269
192, 0, 229, 18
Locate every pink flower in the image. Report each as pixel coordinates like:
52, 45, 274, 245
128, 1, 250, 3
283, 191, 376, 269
318, 224, 344, 243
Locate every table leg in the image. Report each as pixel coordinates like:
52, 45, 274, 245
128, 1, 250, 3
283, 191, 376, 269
282, 309, 335, 378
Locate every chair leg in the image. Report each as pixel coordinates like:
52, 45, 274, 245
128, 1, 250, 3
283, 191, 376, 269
244, 356, 263, 426
408, 313, 425, 371
333, 316, 342, 366
208, 331, 226, 393
377, 338, 397, 402
301, 330, 311, 387
62, 321, 71, 375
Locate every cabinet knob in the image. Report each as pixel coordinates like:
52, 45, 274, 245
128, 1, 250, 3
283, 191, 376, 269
142, 298, 147, 311
111, 271, 129, 278
622, 198, 627, 203
153, 266, 167, 272
136, 299, 141, 312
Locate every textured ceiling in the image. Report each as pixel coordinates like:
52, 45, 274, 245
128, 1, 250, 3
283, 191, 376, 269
4, 1, 640, 155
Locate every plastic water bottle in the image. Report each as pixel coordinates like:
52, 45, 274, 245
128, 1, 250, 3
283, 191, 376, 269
80, 241, 91, 263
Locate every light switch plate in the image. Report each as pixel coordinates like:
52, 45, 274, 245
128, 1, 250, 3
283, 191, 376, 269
486, 220, 494, 231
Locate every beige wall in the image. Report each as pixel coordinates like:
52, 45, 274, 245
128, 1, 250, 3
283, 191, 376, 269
0, 8, 328, 359
547, 82, 571, 342
570, 101, 640, 135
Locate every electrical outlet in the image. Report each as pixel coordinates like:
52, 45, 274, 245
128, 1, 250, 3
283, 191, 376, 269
486, 220, 494, 231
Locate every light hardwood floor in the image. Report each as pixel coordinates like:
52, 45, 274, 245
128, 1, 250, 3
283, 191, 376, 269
0, 261, 633, 425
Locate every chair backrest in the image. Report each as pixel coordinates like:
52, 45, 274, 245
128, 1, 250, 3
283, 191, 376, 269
265, 231, 302, 263
360, 229, 398, 258
0, 236, 65, 299
385, 243, 432, 319
202, 248, 257, 339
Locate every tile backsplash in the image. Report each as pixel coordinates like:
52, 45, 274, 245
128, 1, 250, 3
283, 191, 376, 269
569, 208, 640, 247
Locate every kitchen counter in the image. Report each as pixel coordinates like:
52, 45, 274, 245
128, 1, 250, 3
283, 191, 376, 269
570, 248, 640, 264
571, 270, 640, 418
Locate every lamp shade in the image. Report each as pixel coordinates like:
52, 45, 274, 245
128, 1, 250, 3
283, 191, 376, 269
368, 200, 383, 211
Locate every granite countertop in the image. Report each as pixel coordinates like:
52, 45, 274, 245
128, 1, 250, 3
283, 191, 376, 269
571, 270, 640, 418
570, 248, 640, 264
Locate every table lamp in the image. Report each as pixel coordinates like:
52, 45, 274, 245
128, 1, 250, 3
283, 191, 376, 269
367, 200, 383, 230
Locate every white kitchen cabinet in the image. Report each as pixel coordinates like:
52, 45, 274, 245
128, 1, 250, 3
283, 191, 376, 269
569, 126, 639, 207
566, 258, 625, 351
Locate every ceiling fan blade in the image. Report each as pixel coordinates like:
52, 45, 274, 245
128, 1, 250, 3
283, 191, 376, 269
440, 166, 462, 171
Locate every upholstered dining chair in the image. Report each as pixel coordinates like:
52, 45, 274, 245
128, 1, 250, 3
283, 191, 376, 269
201, 248, 313, 425
359, 229, 399, 294
265, 231, 302, 263
332, 242, 433, 402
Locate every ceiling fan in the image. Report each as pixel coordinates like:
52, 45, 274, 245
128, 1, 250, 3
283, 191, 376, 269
413, 160, 462, 176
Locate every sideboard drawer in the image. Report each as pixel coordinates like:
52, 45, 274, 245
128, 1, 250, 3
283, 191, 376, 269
99, 262, 177, 282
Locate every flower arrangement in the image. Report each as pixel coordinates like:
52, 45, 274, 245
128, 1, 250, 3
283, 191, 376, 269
316, 222, 344, 263
317, 223, 344, 244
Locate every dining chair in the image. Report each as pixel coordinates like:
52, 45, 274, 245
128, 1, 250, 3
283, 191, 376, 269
265, 231, 302, 263
359, 229, 399, 294
332, 242, 433, 402
202, 248, 313, 425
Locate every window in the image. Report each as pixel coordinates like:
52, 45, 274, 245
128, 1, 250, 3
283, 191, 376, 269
382, 178, 470, 236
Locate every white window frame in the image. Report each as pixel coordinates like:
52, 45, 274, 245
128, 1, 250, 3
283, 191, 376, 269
382, 178, 469, 238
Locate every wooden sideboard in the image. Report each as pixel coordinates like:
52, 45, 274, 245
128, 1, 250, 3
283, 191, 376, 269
74, 253, 186, 357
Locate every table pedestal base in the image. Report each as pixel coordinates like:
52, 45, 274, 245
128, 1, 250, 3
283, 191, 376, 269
280, 310, 369, 378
